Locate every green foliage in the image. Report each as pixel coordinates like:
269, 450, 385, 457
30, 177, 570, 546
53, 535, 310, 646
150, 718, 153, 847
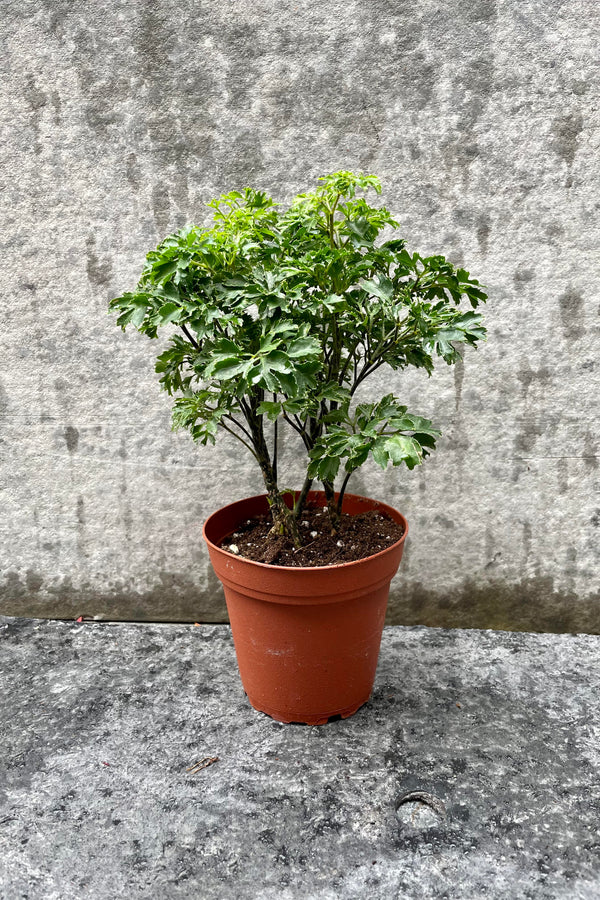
109, 171, 487, 533
307, 395, 442, 481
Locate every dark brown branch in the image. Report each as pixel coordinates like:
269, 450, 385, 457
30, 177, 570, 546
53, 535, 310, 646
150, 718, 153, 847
350, 358, 385, 396
293, 474, 314, 520
222, 414, 253, 442
294, 415, 306, 434
282, 413, 312, 451
350, 323, 413, 396
338, 345, 359, 384
321, 480, 339, 533
180, 324, 200, 350
336, 470, 353, 515
238, 396, 253, 420
244, 405, 301, 547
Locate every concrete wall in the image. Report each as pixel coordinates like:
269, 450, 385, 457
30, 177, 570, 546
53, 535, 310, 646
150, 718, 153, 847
2, 0, 599, 630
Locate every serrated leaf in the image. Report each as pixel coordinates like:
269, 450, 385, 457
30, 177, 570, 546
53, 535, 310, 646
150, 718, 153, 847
130, 306, 148, 327
345, 445, 370, 471
259, 333, 282, 354
287, 337, 320, 359
158, 302, 183, 325
384, 434, 422, 468
273, 370, 298, 395
318, 383, 351, 403
308, 454, 340, 482
263, 350, 292, 373
212, 338, 242, 355
388, 414, 440, 436
322, 293, 346, 311
157, 282, 180, 302
256, 400, 282, 421
371, 439, 389, 469
282, 398, 306, 415
413, 432, 438, 450
152, 261, 179, 284
116, 309, 135, 329
323, 409, 349, 424
382, 238, 407, 253
209, 357, 249, 379
360, 276, 394, 301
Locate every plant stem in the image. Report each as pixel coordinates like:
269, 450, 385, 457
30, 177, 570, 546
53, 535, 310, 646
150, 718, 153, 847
336, 470, 353, 517
180, 324, 200, 350
243, 395, 301, 547
321, 480, 340, 534
223, 414, 253, 442
293, 474, 314, 521
272, 394, 278, 482
219, 422, 259, 459
282, 412, 312, 451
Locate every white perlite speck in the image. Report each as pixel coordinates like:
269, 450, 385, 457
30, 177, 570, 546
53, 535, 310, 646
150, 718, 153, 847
229, 544, 240, 554
310, 531, 318, 539
337, 541, 344, 547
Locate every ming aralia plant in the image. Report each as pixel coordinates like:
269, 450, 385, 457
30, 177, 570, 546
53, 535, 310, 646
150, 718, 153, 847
110, 172, 486, 547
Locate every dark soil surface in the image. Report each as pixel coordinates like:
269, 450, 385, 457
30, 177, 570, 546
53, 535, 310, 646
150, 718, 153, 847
220, 506, 404, 567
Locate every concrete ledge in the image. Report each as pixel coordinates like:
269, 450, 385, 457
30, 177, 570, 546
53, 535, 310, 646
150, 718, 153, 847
1, 618, 600, 899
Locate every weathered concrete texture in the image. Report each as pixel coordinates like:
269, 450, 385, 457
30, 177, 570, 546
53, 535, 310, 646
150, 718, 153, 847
1, 1, 600, 626
2, 618, 600, 898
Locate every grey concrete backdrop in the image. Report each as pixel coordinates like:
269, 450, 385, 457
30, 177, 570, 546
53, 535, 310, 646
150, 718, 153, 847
1, 0, 599, 628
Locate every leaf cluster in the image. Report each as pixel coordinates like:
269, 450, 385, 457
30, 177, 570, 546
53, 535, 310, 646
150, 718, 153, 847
110, 171, 487, 533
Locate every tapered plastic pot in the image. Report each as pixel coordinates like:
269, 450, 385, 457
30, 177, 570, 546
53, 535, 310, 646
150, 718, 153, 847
203, 491, 408, 725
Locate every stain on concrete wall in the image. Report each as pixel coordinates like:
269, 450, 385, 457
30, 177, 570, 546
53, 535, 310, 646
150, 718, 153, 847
1, 0, 599, 629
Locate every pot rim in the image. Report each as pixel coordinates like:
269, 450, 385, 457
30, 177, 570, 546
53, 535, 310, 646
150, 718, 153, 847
202, 491, 408, 573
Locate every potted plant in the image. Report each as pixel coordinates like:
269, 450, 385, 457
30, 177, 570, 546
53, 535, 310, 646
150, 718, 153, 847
110, 171, 486, 724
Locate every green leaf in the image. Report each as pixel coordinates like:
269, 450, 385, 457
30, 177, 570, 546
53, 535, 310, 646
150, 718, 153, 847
282, 398, 306, 415
308, 454, 340, 482
256, 400, 282, 421
287, 337, 320, 359
258, 334, 282, 354
262, 350, 292, 373
413, 432, 438, 450
129, 305, 147, 327
152, 261, 179, 284
360, 276, 393, 301
388, 413, 440, 437
271, 369, 299, 395
383, 434, 422, 468
156, 282, 180, 302
371, 439, 389, 469
318, 383, 351, 403
116, 309, 135, 329
322, 293, 346, 311
158, 302, 183, 325
209, 357, 249, 379
211, 338, 242, 355
382, 238, 406, 252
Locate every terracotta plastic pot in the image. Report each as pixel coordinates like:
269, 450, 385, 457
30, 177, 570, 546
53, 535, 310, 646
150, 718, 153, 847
203, 491, 408, 725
